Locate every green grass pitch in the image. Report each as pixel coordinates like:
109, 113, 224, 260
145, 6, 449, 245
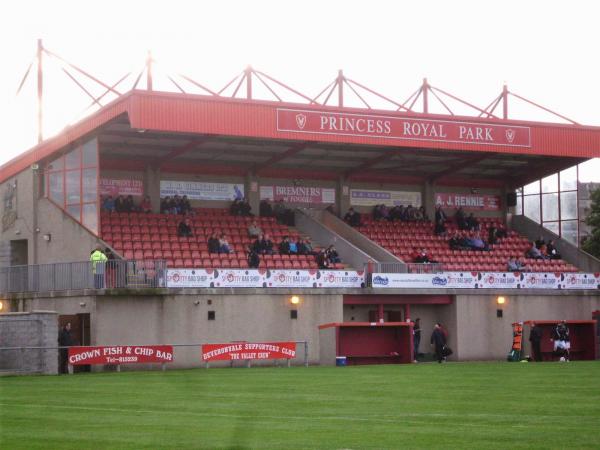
1, 362, 599, 449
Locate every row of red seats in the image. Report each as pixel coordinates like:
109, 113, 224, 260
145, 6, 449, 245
163, 258, 322, 270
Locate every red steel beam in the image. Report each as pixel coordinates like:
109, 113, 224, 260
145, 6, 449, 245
344, 150, 407, 178
154, 136, 212, 167
427, 153, 495, 182
253, 142, 310, 175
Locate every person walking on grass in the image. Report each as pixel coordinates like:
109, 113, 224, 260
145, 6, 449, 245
529, 322, 543, 362
413, 318, 421, 363
430, 323, 447, 363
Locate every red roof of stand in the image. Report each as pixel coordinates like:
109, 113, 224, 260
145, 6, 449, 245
3, 89, 600, 184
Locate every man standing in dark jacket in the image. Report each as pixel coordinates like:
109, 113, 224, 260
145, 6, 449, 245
430, 323, 447, 363
529, 322, 543, 362
58, 322, 73, 374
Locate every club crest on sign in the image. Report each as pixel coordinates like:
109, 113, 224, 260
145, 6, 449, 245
295, 114, 307, 130
505, 129, 515, 143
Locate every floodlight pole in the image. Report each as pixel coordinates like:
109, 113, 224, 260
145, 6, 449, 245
502, 83, 508, 119
146, 50, 153, 91
422, 78, 429, 114
338, 70, 344, 107
37, 39, 43, 143
246, 66, 252, 99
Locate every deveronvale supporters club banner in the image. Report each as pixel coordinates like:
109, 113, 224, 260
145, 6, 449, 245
68, 345, 174, 365
166, 269, 364, 288
371, 272, 600, 290
202, 342, 296, 362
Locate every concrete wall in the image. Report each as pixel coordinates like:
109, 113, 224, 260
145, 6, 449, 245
13, 288, 600, 368
0, 311, 58, 374
453, 293, 600, 360
23, 290, 344, 368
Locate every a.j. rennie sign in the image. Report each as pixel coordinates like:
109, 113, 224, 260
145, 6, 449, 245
276, 108, 531, 147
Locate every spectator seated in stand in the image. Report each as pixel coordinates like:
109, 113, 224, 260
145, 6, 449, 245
303, 237, 316, 255
434, 206, 448, 236
247, 220, 262, 238
413, 247, 437, 264
182, 195, 193, 214
316, 249, 331, 269
417, 206, 429, 221
526, 242, 547, 260
325, 245, 341, 264
507, 256, 526, 272
230, 198, 242, 216
207, 232, 220, 254
535, 235, 546, 249
296, 238, 309, 255
279, 236, 291, 255
259, 199, 273, 217
407, 205, 419, 221
273, 200, 294, 226
288, 238, 298, 255
121, 195, 135, 213
488, 225, 499, 245
464, 232, 489, 251
177, 218, 193, 237
448, 233, 469, 251
239, 197, 253, 217
344, 207, 362, 227
247, 245, 260, 268
496, 223, 508, 238
218, 234, 231, 254
115, 195, 126, 213
102, 195, 115, 212
139, 195, 152, 213
547, 240, 561, 260
389, 205, 402, 221
253, 233, 274, 255
160, 196, 170, 214
466, 213, 480, 231
455, 207, 468, 230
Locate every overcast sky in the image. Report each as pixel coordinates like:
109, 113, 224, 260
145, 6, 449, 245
1, 0, 599, 179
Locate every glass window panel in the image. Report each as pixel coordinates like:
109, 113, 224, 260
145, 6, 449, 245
524, 181, 540, 195
560, 166, 577, 191
82, 203, 98, 234
82, 168, 97, 202
524, 195, 541, 223
65, 170, 81, 204
515, 194, 522, 215
66, 204, 81, 222
47, 155, 63, 171
49, 172, 64, 205
542, 174, 558, 193
542, 193, 559, 221
82, 139, 98, 167
543, 221, 559, 235
561, 220, 578, 245
560, 191, 577, 220
65, 147, 81, 169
